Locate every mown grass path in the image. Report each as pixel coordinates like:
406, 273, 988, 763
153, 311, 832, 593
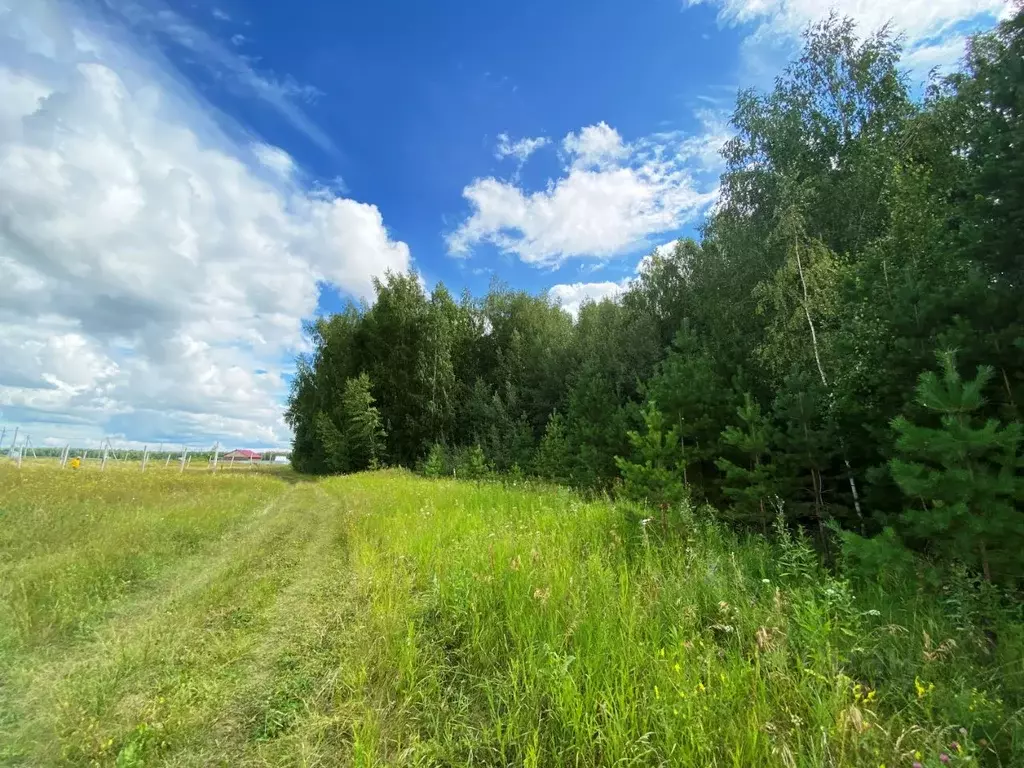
1, 468, 363, 766
1, 466, 1021, 766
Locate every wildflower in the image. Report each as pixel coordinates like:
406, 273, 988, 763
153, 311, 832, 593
510, 555, 522, 571
762, 578, 771, 584
640, 517, 653, 527
913, 763, 923, 768
695, 681, 705, 693
914, 677, 934, 699
914, 751, 922, 760
950, 741, 961, 753
939, 754, 950, 764
867, 609, 881, 616
673, 663, 681, 674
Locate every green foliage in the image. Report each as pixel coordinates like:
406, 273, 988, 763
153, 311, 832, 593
340, 373, 386, 471
3, 466, 1024, 766
314, 411, 347, 473
454, 444, 490, 480
286, 10, 1024, 589
836, 526, 922, 589
533, 410, 572, 483
715, 393, 779, 531
647, 327, 731, 474
422, 442, 448, 478
614, 401, 687, 511
890, 351, 1024, 581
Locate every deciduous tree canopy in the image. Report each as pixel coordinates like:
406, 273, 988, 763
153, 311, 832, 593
288, 11, 1024, 581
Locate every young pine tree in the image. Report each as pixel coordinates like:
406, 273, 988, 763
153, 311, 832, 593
422, 442, 448, 478
534, 410, 572, 483
314, 411, 348, 473
341, 373, 386, 471
457, 444, 490, 480
715, 393, 780, 533
891, 351, 1024, 582
615, 401, 688, 533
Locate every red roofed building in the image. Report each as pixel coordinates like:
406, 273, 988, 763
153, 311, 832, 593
222, 449, 262, 461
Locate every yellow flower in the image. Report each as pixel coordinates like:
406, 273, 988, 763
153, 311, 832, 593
914, 677, 934, 699
696, 682, 706, 693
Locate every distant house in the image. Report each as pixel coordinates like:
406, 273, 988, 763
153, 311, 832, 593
222, 449, 262, 461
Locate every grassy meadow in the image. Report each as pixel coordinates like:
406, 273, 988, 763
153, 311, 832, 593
0, 465, 1021, 767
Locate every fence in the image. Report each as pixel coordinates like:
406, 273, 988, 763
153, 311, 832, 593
0, 427, 289, 472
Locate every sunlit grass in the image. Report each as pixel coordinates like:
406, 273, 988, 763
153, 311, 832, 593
0, 466, 1020, 766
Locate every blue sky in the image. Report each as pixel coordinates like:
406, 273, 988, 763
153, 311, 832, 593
0, 0, 1006, 450
156, 0, 742, 301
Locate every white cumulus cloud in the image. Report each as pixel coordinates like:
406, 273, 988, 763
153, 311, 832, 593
448, 120, 720, 266
495, 133, 549, 163
562, 122, 629, 169
688, 0, 1005, 73
548, 280, 629, 319
0, 0, 410, 449
548, 242, 683, 319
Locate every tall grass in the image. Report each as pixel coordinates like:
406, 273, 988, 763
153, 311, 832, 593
0, 465, 1020, 766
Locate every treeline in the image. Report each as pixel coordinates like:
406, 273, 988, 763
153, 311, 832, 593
287, 13, 1024, 581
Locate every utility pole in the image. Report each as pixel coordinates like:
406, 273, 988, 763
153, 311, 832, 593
141, 446, 149, 472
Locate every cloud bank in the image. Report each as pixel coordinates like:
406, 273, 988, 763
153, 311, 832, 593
448, 120, 723, 266
0, 0, 409, 449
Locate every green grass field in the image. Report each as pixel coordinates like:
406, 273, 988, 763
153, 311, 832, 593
1, 465, 1021, 767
